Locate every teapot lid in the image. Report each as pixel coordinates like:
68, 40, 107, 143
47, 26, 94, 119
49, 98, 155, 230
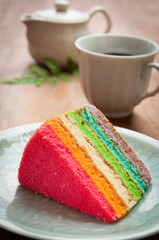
24, 0, 89, 23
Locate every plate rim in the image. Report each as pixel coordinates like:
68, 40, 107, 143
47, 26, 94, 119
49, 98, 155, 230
0, 123, 159, 240
0, 123, 158, 145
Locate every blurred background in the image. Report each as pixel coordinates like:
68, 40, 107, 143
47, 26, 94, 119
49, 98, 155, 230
0, 0, 159, 134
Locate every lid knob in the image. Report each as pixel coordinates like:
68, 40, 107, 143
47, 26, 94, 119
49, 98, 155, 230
55, 0, 69, 12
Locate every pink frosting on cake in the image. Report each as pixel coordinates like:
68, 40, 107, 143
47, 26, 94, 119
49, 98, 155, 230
18, 124, 118, 222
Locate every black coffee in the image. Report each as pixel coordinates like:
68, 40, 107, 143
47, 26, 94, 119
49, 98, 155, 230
103, 52, 134, 56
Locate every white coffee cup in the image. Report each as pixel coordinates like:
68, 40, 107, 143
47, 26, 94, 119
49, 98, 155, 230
75, 34, 159, 118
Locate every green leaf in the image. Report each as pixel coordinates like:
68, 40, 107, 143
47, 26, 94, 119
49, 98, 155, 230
23, 72, 37, 78
0, 80, 15, 84
58, 72, 72, 82
0, 78, 28, 84
67, 56, 77, 70
46, 76, 58, 85
0, 58, 75, 87
44, 59, 61, 75
24, 72, 45, 86
27, 77, 37, 84
34, 77, 44, 87
67, 56, 79, 74
29, 64, 49, 77
14, 78, 29, 84
72, 68, 80, 77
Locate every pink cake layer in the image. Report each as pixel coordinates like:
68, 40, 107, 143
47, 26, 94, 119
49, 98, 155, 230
18, 124, 118, 222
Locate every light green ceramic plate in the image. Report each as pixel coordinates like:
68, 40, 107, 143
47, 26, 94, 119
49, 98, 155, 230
0, 123, 159, 240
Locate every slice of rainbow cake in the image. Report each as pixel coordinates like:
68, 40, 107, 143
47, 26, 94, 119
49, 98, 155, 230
18, 104, 151, 222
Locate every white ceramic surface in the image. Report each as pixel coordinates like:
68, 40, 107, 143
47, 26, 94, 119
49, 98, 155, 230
21, 1, 111, 66
75, 34, 159, 118
0, 123, 159, 240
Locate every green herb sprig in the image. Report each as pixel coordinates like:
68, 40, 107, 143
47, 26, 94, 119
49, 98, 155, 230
0, 57, 79, 87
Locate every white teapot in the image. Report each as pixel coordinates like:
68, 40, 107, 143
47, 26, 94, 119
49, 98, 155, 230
21, 0, 112, 66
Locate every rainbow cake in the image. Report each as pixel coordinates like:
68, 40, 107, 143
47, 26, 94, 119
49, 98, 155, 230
18, 104, 151, 222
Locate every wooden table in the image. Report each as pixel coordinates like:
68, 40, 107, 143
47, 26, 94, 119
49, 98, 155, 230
0, 0, 159, 239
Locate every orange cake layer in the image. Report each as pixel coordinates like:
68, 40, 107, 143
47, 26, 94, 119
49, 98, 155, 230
45, 117, 128, 218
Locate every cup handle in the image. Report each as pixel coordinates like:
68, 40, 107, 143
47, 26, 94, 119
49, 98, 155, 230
88, 6, 112, 33
135, 62, 159, 104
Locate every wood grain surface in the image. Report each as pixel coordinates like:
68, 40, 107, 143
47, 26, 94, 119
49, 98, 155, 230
0, 0, 159, 239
